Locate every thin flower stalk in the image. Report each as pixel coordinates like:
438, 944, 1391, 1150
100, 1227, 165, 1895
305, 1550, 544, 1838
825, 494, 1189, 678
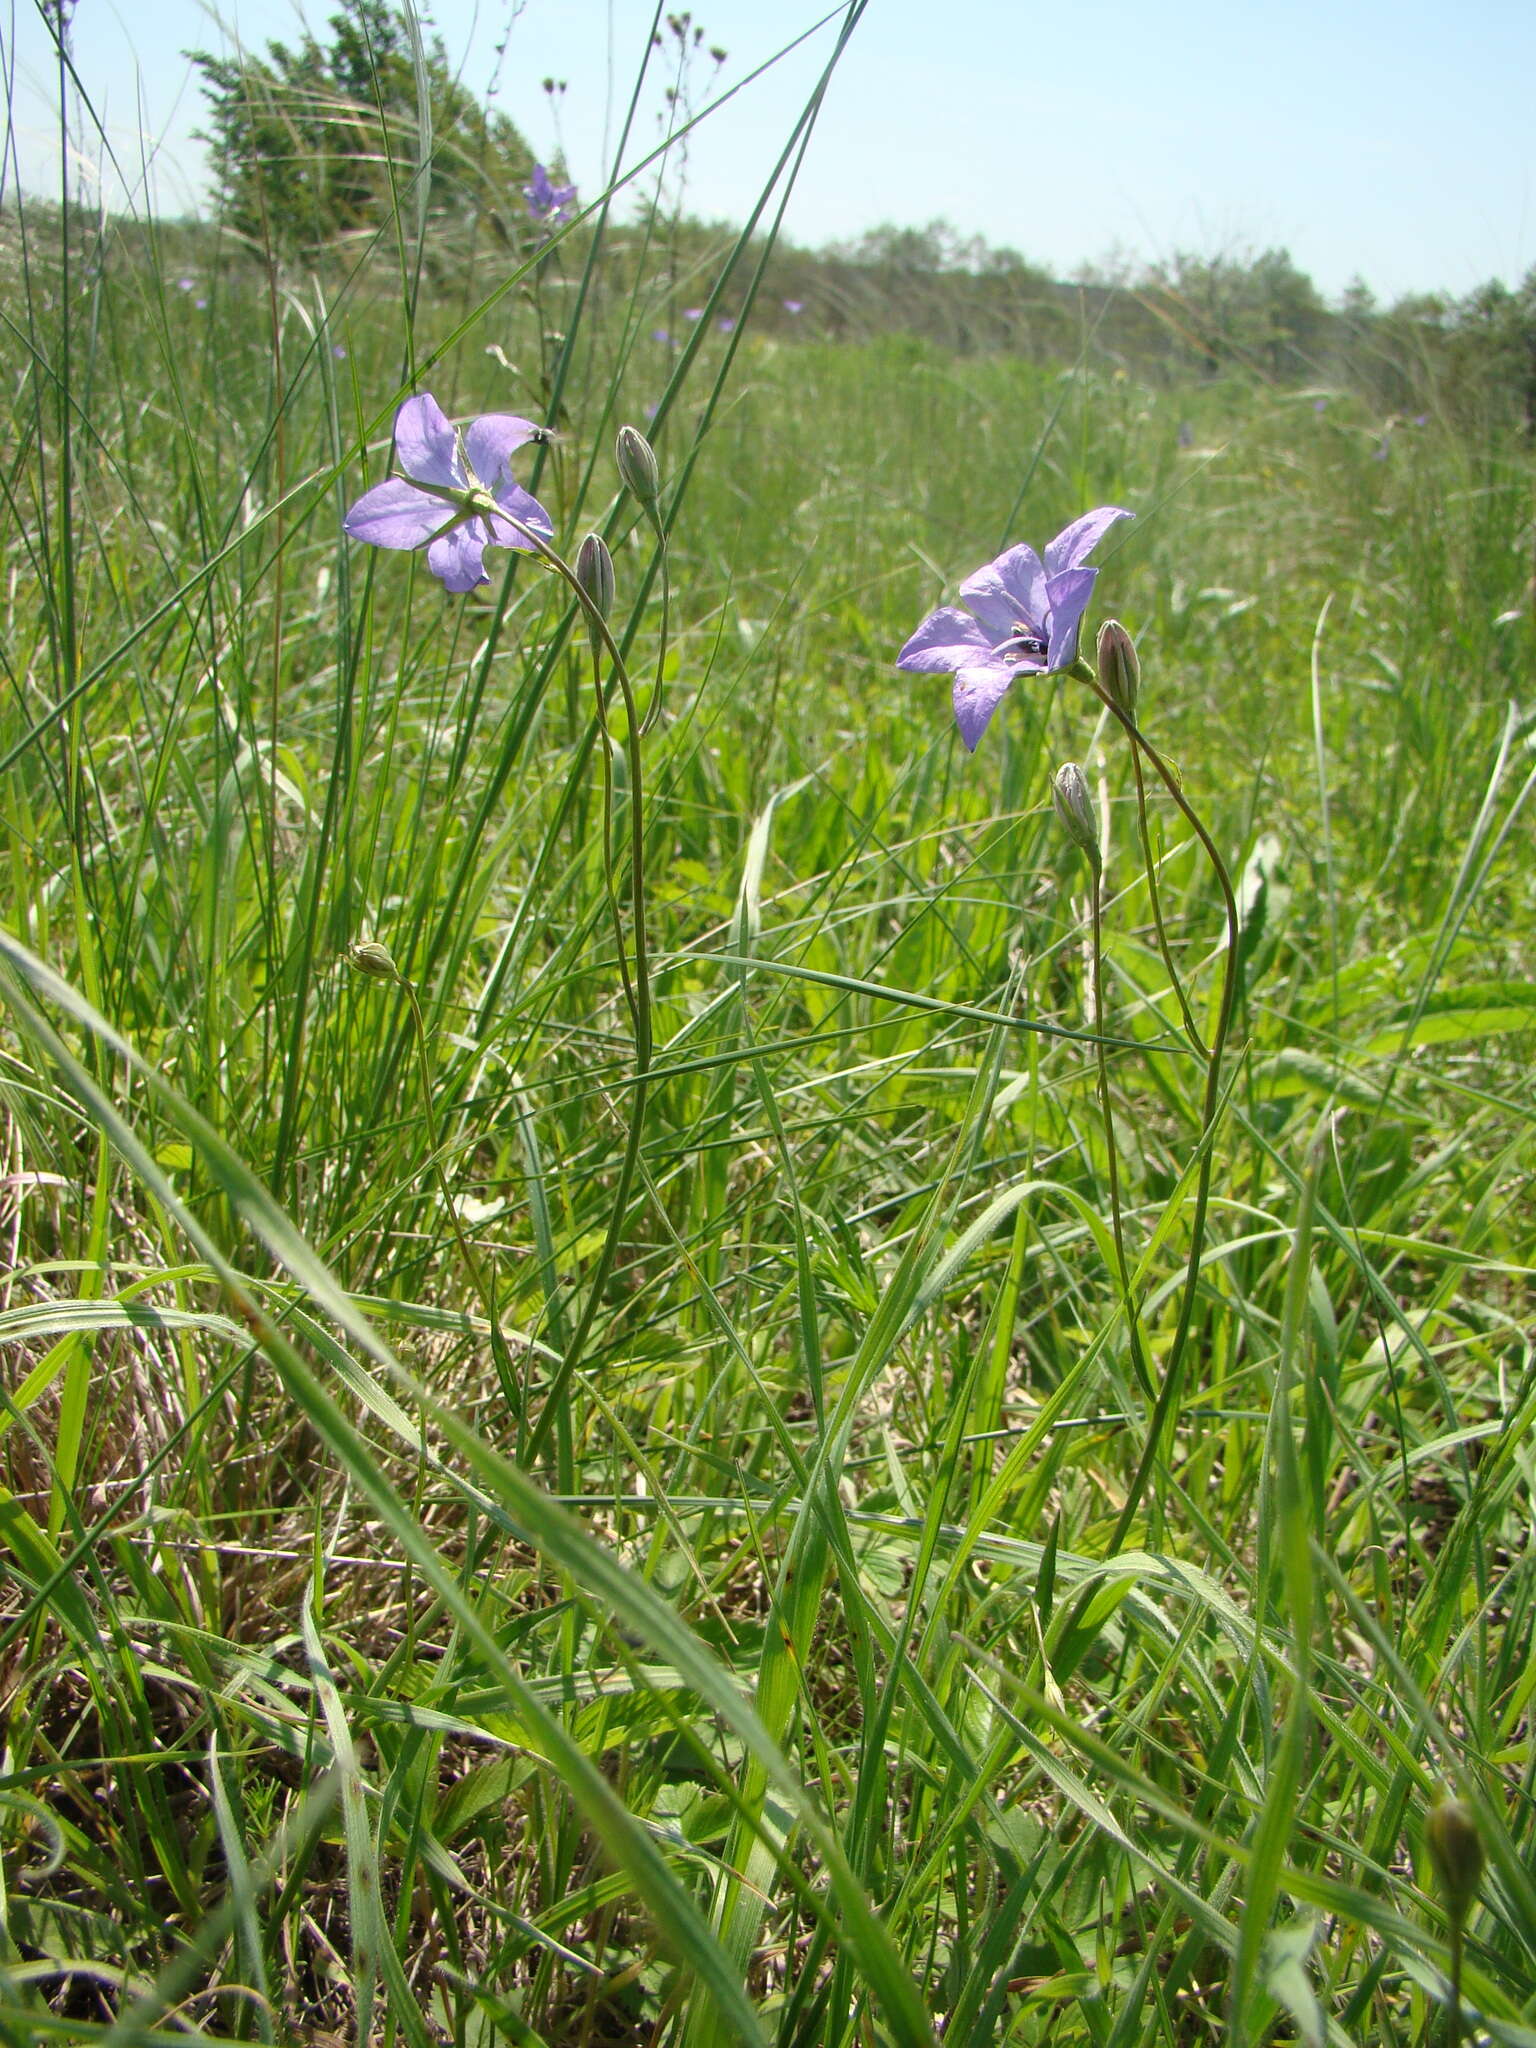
1082, 670, 1243, 1550
350, 946, 522, 1418
1055, 761, 1157, 1406
1087, 846, 1158, 1405
1129, 743, 1209, 1057
488, 505, 656, 1472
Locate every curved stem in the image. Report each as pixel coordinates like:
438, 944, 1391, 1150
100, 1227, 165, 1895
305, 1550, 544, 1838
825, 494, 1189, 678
401, 977, 521, 1416
1090, 863, 1156, 1403
1086, 679, 1243, 1554
1447, 1913, 1464, 2047
499, 521, 655, 1469
640, 516, 671, 737
1130, 746, 1208, 1057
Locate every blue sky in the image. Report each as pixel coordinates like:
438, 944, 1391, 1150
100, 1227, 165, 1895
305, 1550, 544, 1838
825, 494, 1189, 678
7, 0, 1534, 303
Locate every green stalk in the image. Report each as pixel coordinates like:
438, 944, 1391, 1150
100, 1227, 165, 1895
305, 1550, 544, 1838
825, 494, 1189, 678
1090, 677, 1242, 1552
373, 960, 522, 1419
1129, 744, 1208, 1056
494, 525, 655, 1471
1089, 855, 1157, 1403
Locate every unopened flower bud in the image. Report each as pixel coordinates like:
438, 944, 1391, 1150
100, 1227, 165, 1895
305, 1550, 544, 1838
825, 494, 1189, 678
348, 939, 401, 982
1426, 1795, 1484, 1923
1051, 762, 1099, 866
1097, 620, 1140, 718
574, 533, 615, 619
615, 424, 661, 506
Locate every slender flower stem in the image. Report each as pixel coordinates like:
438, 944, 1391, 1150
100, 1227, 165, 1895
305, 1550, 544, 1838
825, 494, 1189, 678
499, 520, 655, 1469
398, 976, 521, 1413
1083, 671, 1243, 1552
640, 520, 671, 737
1447, 1913, 1465, 2047
1089, 863, 1156, 1403
1129, 746, 1208, 1057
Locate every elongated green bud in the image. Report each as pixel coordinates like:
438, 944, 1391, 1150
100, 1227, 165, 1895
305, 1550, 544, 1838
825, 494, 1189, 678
575, 532, 615, 619
1052, 762, 1100, 868
1426, 1795, 1484, 1923
615, 424, 661, 506
1097, 619, 1140, 717
348, 939, 401, 982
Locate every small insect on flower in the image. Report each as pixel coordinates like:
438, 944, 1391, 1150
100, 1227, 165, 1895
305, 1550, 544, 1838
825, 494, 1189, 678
343, 393, 554, 594
897, 508, 1132, 750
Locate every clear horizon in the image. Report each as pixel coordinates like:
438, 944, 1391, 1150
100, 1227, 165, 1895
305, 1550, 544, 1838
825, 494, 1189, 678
7, 0, 1533, 307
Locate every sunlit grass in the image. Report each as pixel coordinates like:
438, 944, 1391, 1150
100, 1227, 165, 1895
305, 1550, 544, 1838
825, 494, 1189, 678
1, 8, 1534, 2045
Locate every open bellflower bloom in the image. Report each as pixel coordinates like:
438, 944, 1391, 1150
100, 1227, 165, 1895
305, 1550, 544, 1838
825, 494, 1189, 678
523, 163, 576, 224
897, 507, 1132, 750
343, 394, 554, 594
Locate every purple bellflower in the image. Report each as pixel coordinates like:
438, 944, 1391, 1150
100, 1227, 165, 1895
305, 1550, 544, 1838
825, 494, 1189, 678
897, 508, 1132, 750
524, 163, 576, 225
343, 394, 554, 594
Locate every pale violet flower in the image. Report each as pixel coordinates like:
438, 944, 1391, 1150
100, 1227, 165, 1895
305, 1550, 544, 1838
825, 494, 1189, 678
897, 508, 1132, 750
783, 299, 804, 314
523, 163, 576, 225
344, 393, 553, 594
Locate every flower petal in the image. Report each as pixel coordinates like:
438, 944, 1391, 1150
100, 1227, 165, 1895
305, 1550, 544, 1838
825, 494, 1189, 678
896, 606, 997, 674
425, 520, 491, 592
344, 477, 450, 550
1043, 506, 1132, 578
394, 393, 465, 491
464, 414, 543, 491
952, 660, 1018, 751
961, 545, 1047, 639
487, 480, 555, 548
1042, 567, 1098, 668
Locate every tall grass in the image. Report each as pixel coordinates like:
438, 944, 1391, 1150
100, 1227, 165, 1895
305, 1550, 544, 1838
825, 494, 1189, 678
1, 5, 1534, 2044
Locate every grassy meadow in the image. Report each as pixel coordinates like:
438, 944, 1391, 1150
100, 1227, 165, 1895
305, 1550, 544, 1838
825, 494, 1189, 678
3, 15, 1536, 2046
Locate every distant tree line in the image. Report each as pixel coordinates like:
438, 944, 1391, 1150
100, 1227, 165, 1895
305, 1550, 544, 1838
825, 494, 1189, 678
187, 3, 1536, 435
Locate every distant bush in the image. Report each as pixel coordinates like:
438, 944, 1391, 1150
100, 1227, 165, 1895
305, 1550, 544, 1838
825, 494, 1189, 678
190, 0, 546, 261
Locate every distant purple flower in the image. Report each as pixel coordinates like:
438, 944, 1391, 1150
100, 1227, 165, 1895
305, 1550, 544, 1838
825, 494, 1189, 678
783, 299, 804, 314
1372, 438, 1391, 461
682, 307, 703, 322
332, 344, 347, 359
1176, 421, 1194, 448
1313, 396, 1328, 412
195, 298, 207, 310
652, 327, 671, 345
644, 400, 660, 419
716, 315, 735, 333
343, 393, 553, 594
177, 276, 194, 292
897, 508, 1133, 750
1412, 412, 1428, 426
523, 162, 576, 225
